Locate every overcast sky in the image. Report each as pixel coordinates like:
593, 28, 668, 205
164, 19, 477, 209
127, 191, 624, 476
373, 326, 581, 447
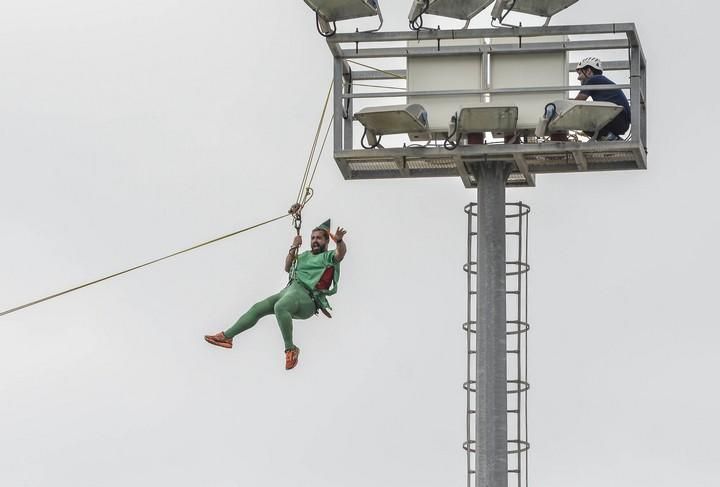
1, 2, 719, 487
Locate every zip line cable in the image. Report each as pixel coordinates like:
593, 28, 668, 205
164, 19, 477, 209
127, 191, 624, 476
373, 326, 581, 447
1, 83, 336, 319
296, 81, 333, 205
307, 117, 333, 190
291, 115, 333, 227
289, 79, 333, 235
0, 213, 289, 318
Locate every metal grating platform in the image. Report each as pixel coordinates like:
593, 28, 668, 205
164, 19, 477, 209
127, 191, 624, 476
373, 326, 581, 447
335, 139, 646, 188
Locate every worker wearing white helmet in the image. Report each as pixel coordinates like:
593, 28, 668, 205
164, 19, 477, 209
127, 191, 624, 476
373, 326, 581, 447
575, 57, 631, 140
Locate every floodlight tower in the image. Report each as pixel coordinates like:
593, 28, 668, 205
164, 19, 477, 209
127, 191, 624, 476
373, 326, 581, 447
307, 3, 647, 487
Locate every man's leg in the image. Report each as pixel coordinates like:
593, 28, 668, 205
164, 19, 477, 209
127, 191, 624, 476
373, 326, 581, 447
599, 114, 630, 140
204, 290, 284, 348
273, 285, 316, 352
225, 291, 284, 338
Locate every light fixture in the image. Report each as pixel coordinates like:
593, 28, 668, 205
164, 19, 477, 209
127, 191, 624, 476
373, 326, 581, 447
304, 0, 383, 37
535, 99, 623, 140
445, 105, 518, 149
408, 0, 494, 30
354, 104, 430, 148
491, 0, 580, 25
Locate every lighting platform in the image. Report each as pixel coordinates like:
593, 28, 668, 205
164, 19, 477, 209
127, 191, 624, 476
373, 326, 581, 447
334, 139, 646, 188
326, 23, 647, 188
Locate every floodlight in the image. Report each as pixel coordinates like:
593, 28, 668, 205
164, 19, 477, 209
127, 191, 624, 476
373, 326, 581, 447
304, 0, 383, 37
408, 0, 494, 29
445, 105, 518, 149
354, 104, 430, 148
491, 0, 580, 25
535, 100, 623, 140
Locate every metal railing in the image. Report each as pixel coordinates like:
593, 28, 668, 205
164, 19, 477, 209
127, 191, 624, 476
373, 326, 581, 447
327, 24, 647, 156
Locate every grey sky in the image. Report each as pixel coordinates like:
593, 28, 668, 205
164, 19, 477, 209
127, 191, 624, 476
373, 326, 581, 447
1, 1, 718, 486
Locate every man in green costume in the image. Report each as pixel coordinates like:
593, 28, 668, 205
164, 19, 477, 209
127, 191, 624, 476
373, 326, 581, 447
204, 220, 347, 370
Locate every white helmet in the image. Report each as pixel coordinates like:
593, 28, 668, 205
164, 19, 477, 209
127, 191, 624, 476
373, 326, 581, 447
576, 56, 603, 72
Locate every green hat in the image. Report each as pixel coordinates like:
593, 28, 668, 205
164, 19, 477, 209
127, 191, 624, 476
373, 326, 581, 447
314, 219, 331, 233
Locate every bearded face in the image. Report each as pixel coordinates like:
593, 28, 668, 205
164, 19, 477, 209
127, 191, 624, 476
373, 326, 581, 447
310, 230, 329, 254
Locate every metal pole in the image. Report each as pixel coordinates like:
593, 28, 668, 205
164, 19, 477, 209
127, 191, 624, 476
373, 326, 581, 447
474, 162, 509, 487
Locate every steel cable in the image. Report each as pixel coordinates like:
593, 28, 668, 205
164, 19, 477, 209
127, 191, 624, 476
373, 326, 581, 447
296, 81, 334, 205
0, 213, 290, 318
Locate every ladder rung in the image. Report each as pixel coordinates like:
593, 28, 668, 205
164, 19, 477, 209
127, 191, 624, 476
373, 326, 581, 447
507, 349, 520, 354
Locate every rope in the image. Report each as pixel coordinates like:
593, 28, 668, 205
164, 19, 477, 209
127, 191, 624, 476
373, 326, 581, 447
348, 82, 406, 91
347, 60, 405, 80
296, 80, 333, 205
1, 81, 338, 318
0, 213, 291, 318
307, 117, 334, 190
286, 89, 335, 277
290, 79, 334, 239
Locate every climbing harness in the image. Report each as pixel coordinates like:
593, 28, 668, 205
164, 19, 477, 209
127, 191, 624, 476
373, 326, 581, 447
0, 81, 336, 319
297, 278, 333, 319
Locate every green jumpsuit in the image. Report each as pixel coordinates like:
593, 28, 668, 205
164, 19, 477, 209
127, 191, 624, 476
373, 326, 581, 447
224, 249, 340, 351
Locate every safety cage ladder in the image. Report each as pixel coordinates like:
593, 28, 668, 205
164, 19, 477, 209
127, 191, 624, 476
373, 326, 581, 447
463, 202, 530, 487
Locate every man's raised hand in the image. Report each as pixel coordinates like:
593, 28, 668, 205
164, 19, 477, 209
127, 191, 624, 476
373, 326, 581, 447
331, 227, 347, 242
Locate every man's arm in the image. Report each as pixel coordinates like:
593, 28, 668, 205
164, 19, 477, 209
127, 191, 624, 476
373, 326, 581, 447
575, 75, 601, 100
332, 227, 347, 263
285, 235, 302, 273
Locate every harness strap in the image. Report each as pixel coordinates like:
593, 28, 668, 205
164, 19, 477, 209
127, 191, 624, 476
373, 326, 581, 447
293, 279, 333, 319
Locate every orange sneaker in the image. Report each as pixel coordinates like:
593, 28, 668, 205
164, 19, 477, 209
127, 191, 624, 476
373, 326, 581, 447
285, 347, 300, 370
204, 332, 233, 349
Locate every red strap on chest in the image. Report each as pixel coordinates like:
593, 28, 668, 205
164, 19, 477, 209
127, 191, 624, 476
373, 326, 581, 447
315, 266, 334, 290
